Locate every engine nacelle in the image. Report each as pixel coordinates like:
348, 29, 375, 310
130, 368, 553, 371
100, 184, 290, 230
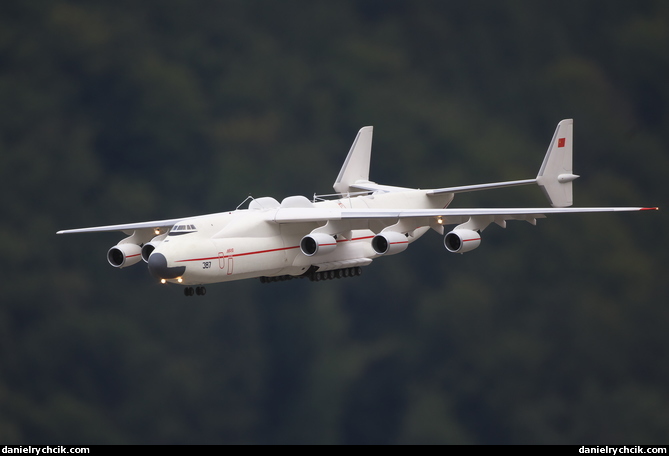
141, 243, 158, 263
300, 233, 337, 257
372, 231, 409, 256
141, 234, 167, 263
107, 243, 143, 268
444, 229, 481, 254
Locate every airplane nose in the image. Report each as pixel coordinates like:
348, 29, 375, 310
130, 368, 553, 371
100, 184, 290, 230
147, 252, 186, 279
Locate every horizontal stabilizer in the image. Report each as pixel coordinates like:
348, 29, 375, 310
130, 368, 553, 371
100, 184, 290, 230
427, 179, 537, 196
350, 182, 414, 194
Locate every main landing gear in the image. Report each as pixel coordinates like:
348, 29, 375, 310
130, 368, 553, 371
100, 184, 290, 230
259, 266, 362, 284
184, 286, 206, 297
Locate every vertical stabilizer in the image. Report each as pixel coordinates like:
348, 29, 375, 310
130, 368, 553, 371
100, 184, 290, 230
333, 126, 373, 194
537, 119, 579, 207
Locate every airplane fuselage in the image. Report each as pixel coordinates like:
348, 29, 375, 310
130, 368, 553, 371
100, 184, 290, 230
149, 190, 453, 285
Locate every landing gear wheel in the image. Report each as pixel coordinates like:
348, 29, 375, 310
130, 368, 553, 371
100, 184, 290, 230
184, 287, 194, 297
195, 286, 206, 296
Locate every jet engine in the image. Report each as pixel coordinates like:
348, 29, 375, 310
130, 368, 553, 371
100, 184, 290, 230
141, 234, 167, 263
444, 229, 481, 254
141, 243, 156, 263
107, 243, 143, 268
300, 233, 337, 257
371, 231, 409, 256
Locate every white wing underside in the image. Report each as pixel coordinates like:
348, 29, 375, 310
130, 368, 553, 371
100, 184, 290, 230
57, 218, 187, 235
273, 206, 651, 234
57, 206, 651, 235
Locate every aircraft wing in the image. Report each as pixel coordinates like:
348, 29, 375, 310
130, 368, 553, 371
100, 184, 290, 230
273, 206, 658, 232
57, 217, 186, 235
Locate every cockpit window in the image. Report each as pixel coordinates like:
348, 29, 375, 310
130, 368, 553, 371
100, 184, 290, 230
169, 224, 197, 235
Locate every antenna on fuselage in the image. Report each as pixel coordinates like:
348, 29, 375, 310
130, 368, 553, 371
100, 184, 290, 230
236, 194, 255, 210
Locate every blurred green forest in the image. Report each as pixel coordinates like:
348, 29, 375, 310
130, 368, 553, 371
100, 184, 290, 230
1, 0, 668, 444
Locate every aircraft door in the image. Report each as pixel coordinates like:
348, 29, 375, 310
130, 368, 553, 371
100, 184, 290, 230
219, 251, 234, 275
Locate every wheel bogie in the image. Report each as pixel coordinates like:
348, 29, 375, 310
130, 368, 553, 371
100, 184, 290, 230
184, 286, 206, 297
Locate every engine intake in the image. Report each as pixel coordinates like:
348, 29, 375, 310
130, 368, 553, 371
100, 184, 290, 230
141, 243, 157, 263
444, 229, 481, 254
108, 243, 143, 268
372, 232, 409, 256
141, 234, 167, 263
300, 233, 337, 257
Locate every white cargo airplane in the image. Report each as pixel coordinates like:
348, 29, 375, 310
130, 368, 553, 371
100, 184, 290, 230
58, 120, 657, 296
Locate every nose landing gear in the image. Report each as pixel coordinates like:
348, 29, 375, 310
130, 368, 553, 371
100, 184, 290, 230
184, 286, 207, 297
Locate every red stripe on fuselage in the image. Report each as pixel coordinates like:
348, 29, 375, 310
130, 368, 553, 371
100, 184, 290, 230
174, 235, 376, 263
176, 245, 300, 263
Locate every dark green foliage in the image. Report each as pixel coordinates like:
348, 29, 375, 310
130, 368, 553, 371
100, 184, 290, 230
1, 0, 667, 444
